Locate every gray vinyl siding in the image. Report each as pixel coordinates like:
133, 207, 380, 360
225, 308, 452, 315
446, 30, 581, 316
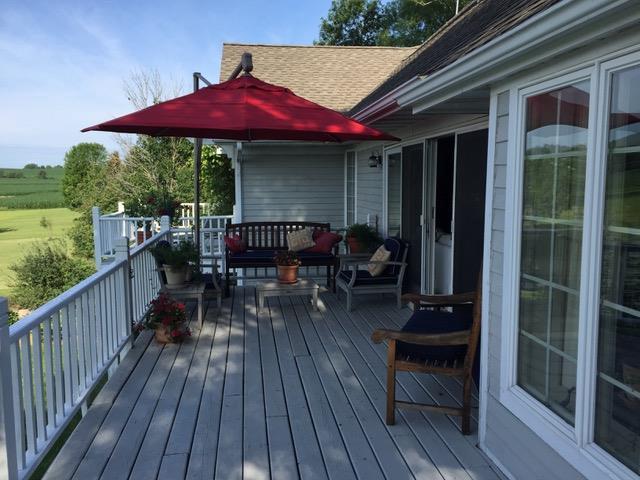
484, 90, 584, 479
240, 144, 346, 229
355, 149, 383, 229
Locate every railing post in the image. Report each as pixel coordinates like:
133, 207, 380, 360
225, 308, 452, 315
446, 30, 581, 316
0, 298, 18, 480
117, 201, 125, 214
115, 238, 134, 349
160, 215, 170, 233
92, 206, 102, 269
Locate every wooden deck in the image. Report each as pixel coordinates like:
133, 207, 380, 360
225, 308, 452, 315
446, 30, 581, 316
43, 287, 502, 480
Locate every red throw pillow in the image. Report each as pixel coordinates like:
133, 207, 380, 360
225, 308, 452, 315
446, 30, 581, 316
306, 230, 342, 254
224, 234, 247, 254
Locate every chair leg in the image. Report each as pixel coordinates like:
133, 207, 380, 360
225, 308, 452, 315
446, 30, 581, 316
462, 376, 472, 435
346, 290, 352, 312
225, 270, 230, 296
386, 340, 397, 425
396, 289, 402, 309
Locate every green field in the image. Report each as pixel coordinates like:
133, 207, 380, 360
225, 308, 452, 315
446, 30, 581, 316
0, 167, 65, 209
0, 208, 78, 299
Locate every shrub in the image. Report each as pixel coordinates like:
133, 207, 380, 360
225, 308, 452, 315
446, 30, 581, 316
68, 212, 95, 259
9, 240, 95, 310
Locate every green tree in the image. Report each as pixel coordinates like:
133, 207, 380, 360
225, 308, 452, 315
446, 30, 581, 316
201, 146, 235, 214
317, 0, 473, 47
317, 0, 386, 46
24, 163, 38, 169
10, 240, 95, 310
62, 143, 108, 209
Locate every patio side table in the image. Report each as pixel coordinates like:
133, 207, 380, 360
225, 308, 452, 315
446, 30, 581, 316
162, 281, 206, 328
256, 279, 319, 312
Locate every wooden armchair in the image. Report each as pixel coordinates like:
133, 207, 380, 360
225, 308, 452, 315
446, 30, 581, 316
336, 237, 409, 311
371, 281, 481, 434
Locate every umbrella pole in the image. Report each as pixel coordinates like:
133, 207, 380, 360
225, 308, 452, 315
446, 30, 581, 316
193, 73, 202, 271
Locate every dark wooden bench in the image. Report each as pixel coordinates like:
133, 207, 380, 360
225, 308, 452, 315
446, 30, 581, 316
225, 221, 341, 294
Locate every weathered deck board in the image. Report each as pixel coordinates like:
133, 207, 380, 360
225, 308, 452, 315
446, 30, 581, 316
44, 287, 502, 480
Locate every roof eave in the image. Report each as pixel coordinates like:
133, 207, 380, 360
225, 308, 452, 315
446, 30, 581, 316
397, 0, 634, 114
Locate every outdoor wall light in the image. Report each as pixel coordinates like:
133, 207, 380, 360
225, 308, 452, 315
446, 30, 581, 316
368, 151, 382, 168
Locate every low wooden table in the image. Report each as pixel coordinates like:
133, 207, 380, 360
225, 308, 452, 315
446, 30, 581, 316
256, 279, 319, 312
162, 281, 206, 327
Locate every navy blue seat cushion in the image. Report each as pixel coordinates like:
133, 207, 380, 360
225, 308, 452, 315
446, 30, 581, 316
338, 270, 396, 285
229, 250, 335, 265
297, 251, 335, 263
397, 309, 471, 361
383, 237, 406, 276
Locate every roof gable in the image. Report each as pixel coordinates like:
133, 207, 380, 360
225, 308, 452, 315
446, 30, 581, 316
219, 43, 416, 113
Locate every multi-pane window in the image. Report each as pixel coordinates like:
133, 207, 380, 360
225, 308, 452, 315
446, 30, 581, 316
346, 151, 356, 226
517, 81, 590, 425
595, 65, 640, 475
386, 152, 402, 236
510, 60, 640, 476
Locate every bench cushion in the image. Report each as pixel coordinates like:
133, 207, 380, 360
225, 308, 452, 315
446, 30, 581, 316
338, 270, 397, 286
229, 250, 335, 265
397, 309, 471, 361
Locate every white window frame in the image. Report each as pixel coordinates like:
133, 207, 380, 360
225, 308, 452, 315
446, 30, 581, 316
500, 52, 640, 480
344, 150, 357, 228
500, 53, 640, 480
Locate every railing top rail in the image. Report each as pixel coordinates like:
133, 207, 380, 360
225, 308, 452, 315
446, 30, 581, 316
100, 216, 155, 222
9, 258, 127, 340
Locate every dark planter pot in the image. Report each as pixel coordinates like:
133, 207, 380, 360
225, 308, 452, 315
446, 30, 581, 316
346, 236, 366, 253
277, 265, 299, 284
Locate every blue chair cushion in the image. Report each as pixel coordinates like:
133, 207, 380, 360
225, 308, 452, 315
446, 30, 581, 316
383, 237, 406, 276
397, 309, 471, 361
338, 270, 397, 286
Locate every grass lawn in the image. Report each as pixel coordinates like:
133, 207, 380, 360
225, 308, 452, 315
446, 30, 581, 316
0, 208, 78, 299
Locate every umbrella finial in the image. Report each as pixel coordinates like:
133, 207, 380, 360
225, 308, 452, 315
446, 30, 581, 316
241, 52, 253, 75
228, 52, 253, 80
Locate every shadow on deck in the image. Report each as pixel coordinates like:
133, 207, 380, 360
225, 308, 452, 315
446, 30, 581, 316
43, 287, 502, 480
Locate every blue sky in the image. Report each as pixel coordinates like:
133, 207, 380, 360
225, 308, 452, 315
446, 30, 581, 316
0, 0, 332, 168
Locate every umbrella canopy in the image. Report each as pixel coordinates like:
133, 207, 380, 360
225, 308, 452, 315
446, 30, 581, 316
83, 74, 398, 142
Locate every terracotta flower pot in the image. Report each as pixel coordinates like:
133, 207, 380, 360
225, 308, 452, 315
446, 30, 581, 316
277, 265, 299, 284
154, 326, 173, 344
136, 228, 153, 245
346, 236, 366, 253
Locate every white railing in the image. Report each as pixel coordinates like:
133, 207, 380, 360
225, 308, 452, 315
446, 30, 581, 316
91, 205, 233, 271
0, 230, 170, 480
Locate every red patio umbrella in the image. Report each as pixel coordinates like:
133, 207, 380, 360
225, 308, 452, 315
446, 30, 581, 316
84, 70, 397, 268
83, 74, 397, 142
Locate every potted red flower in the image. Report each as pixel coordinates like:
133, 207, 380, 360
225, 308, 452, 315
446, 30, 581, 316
142, 293, 191, 343
274, 250, 301, 284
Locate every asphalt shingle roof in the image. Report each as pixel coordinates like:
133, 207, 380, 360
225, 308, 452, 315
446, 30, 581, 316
349, 0, 561, 115
219, 43, 417, 113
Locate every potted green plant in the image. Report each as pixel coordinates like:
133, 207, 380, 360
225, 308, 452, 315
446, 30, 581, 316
345, 223, 383, 253
151, 241, 198, 285
274, 250, 301, 284
141, 293, 191, 343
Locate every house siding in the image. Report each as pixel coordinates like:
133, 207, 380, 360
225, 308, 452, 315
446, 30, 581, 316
240, 144, 346, 229
355, 149, 383, 228
483, 90, 584, 479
